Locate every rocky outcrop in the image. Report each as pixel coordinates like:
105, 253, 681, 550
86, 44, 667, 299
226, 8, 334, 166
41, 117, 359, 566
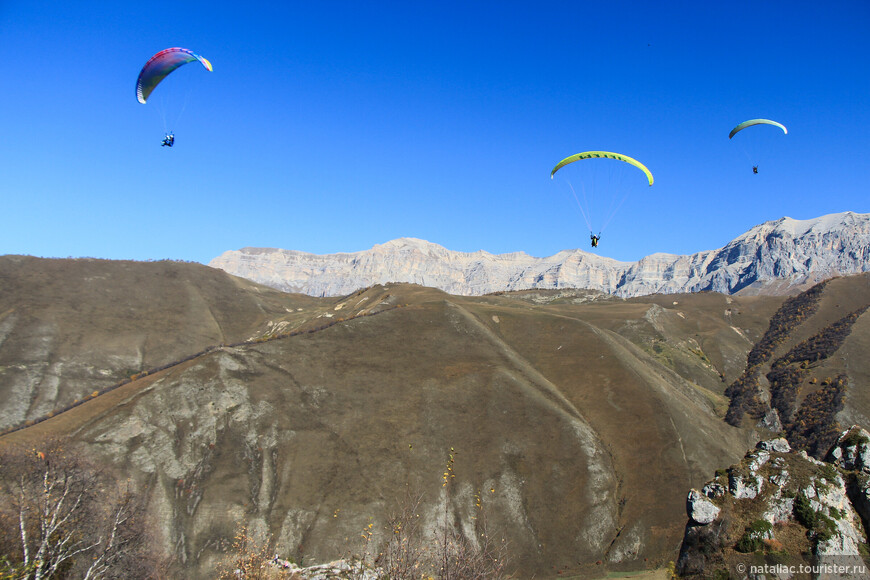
209, 212, 870, 297
270, 558, 379, 579
687, 489, 721, 524
678, 438, 870, 578
829, 426, 870, 474
829, 427, 870, 536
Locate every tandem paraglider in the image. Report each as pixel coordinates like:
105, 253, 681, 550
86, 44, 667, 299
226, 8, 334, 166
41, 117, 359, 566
136, 47, 213, 146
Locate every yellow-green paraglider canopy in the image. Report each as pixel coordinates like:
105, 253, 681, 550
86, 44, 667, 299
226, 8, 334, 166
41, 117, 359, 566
550, 151, 653, 186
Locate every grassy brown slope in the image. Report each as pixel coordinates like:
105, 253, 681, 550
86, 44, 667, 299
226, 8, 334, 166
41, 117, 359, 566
837, 308, 870, 429
623, 293, 784, 386
752, 274, 870, 372
776, 275, 870, 454
0, 256, 331, 429
454, 296, 757, 567
4, 297, 623, 577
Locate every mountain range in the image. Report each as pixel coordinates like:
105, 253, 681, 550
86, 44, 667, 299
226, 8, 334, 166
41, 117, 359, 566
209, 212, 870, 298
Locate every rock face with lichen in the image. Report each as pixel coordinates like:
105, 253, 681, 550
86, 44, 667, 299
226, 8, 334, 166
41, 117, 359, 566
828, 427, 870, 474
210, 212, 870, 297
677, 437, 870, 578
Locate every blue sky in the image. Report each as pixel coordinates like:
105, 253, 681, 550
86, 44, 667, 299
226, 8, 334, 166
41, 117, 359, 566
2, 1, 868, 264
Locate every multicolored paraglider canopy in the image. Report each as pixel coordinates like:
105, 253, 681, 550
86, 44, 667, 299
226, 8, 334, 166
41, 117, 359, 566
136, 47, 213, 104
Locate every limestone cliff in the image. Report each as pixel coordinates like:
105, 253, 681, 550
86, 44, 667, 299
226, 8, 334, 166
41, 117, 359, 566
678, 431, 870, 578
209, 212, 870, 298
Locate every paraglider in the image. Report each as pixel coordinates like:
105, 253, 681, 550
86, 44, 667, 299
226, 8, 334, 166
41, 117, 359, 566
136, 47, 212, 105
136, 47, 212, 145
729, 119, 787, 173
550, 151, 653, 248
728, 119, 787, 140
550, 151, 654, 186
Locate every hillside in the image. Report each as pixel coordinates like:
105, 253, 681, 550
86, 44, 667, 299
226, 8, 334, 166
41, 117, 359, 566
675, 274, 870, 576
209, 212, 870, 298
0, 256, 327, 431
1, 258, 868, 578
724, 273, 870, 456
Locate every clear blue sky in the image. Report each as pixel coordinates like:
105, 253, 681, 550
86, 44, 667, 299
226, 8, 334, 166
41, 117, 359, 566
2, 1, 868, 264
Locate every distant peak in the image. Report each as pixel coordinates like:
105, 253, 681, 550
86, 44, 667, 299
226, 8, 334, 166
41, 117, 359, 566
377, 238, 443, 249
374, 238, 535, 259
761, 212, 868, 237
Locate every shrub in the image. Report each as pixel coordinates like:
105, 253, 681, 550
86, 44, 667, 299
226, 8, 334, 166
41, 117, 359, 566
840, 429, 870, 449
819, 464, 839, 483
0, 437, 164, 579
735, 520, 773, 553
793, 493, 818, 529
793, 493, 838, 542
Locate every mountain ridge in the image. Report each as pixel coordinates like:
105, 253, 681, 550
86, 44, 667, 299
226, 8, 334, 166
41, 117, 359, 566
209, 211, 870, 298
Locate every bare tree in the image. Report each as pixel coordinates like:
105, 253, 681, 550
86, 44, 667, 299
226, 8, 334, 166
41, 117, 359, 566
431, 518, 507, 580
353, 449, 508, 580
215, 521, 300, 579
430, 449, 508, 580
379, 489, 426, 579
0, 437, 163, 579
80, 482, 158, 580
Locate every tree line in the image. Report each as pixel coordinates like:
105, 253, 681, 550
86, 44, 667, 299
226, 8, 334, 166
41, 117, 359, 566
0, 439, 509, 579
768, 305, 868, 423
724, 280, 829, 426
724, 276, 869, 458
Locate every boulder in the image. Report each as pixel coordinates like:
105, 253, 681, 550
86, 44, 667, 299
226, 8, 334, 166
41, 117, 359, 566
747, 450, 770, 472
687, 489, 720, 524
757, 437, 791, 454
729, 471, 763, 499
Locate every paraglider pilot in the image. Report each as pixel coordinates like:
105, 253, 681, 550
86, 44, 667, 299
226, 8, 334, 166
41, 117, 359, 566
752, 165, 758, 174
590, 234, 600, 248
162, 133, 175, 147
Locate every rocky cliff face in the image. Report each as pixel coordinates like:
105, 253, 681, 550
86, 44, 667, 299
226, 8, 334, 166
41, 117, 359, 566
678, 430, 870, 578
209, 212, 870, 298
